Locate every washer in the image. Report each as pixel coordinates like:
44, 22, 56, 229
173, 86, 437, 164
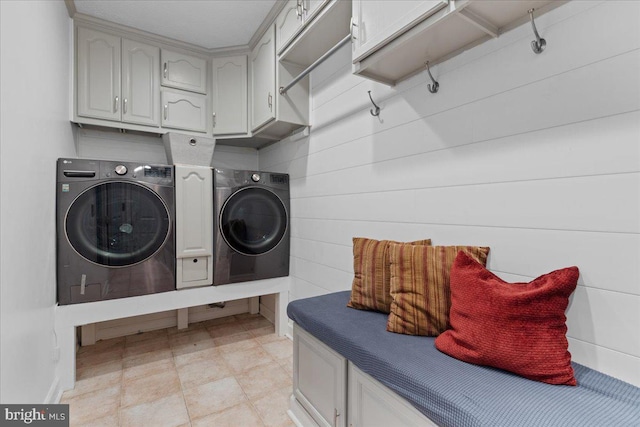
56, 158, 175, 305
213, 169, 290, 285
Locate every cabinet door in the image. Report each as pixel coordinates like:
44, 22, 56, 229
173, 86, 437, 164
161, 89, 207, 132
293, 325, 347, 427
175, 165, 213, 257
161, 50, 207, 94
175, 165, 213, 289
211, 56, 248, 135
121, 39, 160, 127
352, 0, 448, 62
303, 0, 330, 22
276, 0, 304, 53
250, 26, 276, 131
348, 364, 438, 427
77, 27, 121, 121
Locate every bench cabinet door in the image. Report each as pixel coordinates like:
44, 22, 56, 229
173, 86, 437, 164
348, 363, 438, 427
293, 324, 347, 427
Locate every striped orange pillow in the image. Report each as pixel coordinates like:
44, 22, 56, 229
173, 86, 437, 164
387, 245, 490, 336
348, 237, 431, 313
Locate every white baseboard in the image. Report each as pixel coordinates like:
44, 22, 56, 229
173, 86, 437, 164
45, 376, 62, 404
288, 394, 319, 427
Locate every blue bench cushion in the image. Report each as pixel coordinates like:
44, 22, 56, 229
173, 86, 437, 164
287, 291, 640, 427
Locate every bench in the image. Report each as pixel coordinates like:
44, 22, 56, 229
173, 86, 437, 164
287, 291, 640, 427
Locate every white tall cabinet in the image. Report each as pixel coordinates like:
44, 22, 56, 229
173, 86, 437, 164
211, 55, 248, 136
174, 165, 213, 289
251, 27, 277, 132
77, 27, 160, 126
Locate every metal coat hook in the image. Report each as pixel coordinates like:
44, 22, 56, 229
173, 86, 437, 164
425, 61, 439, 93
368, 91, 380, 117
528, 8, 546, 54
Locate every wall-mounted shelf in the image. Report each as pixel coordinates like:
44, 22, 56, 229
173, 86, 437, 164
353, 0, 566, 86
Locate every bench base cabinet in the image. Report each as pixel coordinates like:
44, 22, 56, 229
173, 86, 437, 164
291, 323, 437, 427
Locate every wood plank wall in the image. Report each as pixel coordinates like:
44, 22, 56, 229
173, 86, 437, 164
259, 1, 640, 386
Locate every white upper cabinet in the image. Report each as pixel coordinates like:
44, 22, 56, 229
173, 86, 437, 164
277, 0, 331, 55
161, 89, 207, 133
161, 49, 207, 94
351, 0, 448, 63
77, 27, 121, 122
121, 39, 160, 126
211, 55, 248, 136
276, 0, 304, 53
251, 26, 277, 131
77, 27, 159, 126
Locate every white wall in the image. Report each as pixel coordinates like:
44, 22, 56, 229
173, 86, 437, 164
260, 1, 640, 386
0, 1, 76, 403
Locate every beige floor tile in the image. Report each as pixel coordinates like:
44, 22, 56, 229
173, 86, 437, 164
213, 331, 259, 354
183, 377, 248, 420
250, 325, 279, 343
169, 329, 217, 357
64, 385, 120, 426
64, 361, 122, 400
125, 329, 168, 344
241, 317, 274, 332
236, 362, 292, 400
177, 356, 232, 390
123, 357, 175, 385
252, 386, 295, 427
206, 321, 247, 338
123, 348, 173, 370
277, 354, 294, 377
191, 402, 264, 427
120, 392, 189, 427
166, 322, 206, 336
261, 339, 293, 361
76, 347, 123, 370
173, 346, 220, 368
77, 336, 125, 356
71, 412, 119, 427
121, 367, 181, 408
220, 346, 274, 374
123, 335, 170, 359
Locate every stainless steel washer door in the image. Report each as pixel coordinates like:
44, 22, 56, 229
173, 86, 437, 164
65, 181, 171, 267
220, 187, 287, 256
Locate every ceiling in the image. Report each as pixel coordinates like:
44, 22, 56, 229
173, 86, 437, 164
72, 0, 279, 50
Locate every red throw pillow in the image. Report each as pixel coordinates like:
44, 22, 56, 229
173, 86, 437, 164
435, 251, 579, 386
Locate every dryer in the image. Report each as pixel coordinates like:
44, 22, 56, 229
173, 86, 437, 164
56, 158, 175, 305
213, 169, 290, 285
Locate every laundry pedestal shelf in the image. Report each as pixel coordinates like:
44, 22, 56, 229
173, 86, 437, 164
54, 276, 290, 393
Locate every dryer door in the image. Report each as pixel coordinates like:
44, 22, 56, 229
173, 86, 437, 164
220, 187, 287, 256
65, 181, 171, 267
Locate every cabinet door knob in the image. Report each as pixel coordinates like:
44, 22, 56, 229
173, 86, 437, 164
163, 105, 168, 120
268, 93, 273, 111
123, 98, 128, 114
114, 96, 119, 113
212, 112, 216, 127
163, 62, 168, 78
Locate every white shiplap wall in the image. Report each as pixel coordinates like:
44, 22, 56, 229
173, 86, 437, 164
259, 1, 640, 386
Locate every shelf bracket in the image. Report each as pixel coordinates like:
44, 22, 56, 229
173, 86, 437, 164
458, 8, 499, 38
528, 8, 547, 54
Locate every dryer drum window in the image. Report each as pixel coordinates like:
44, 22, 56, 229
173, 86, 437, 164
220, 187, 287, 256
65, 181, 171, 267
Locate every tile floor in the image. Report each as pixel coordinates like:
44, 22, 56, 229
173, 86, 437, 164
60, 313, 295, 427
